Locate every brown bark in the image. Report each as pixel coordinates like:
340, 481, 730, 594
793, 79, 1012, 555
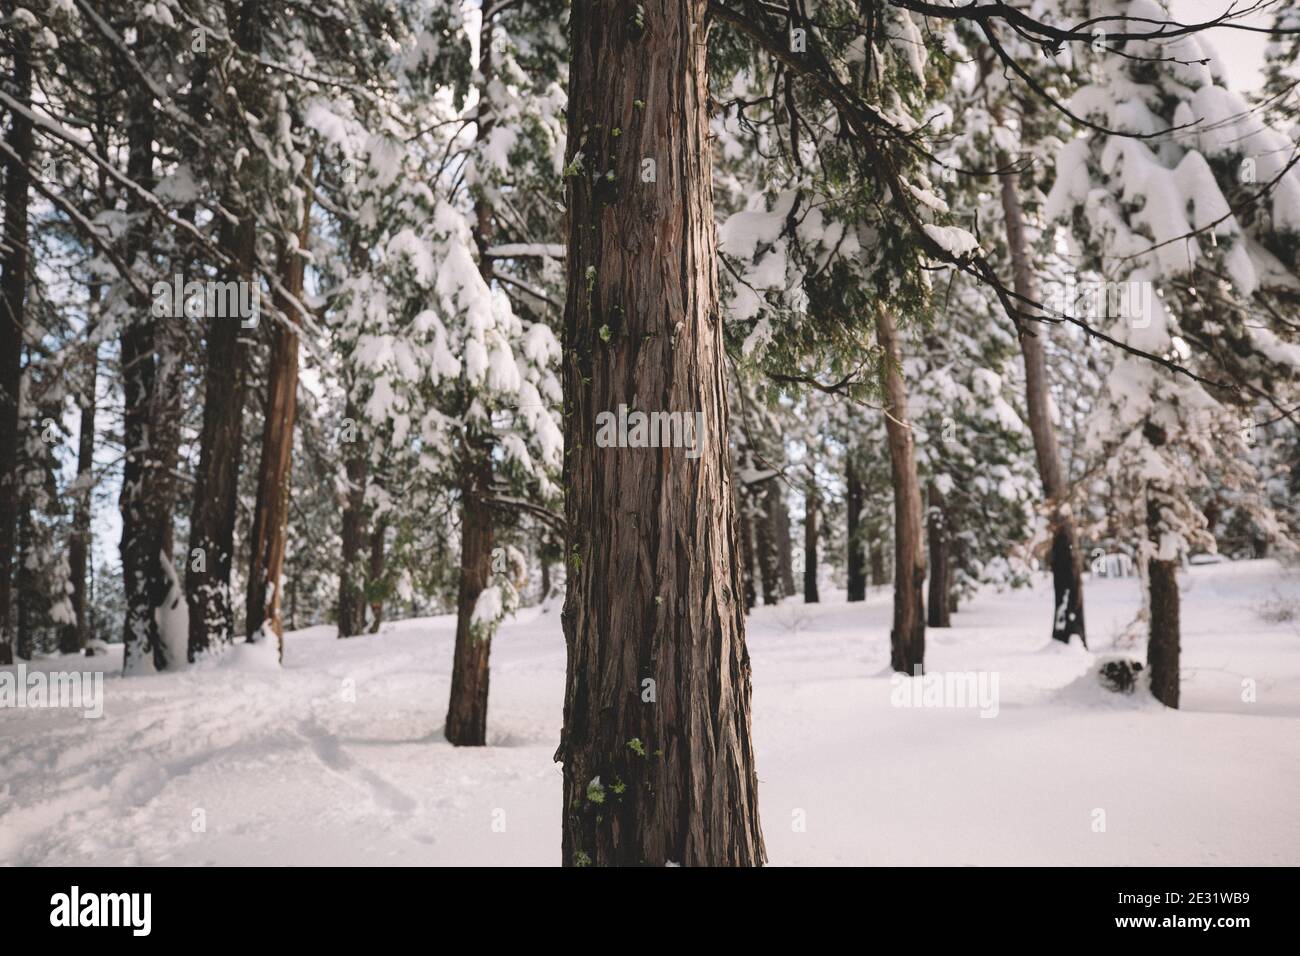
926, 482, 951, 628
803, 480, 819, 603
246, 185, 312, 654
999, 163, 1086, 646
876, 304, 926, 674
0, 33, 33, 667
556, 0, 764, 866
846, 456, 866, 601
445, 434, 495, 746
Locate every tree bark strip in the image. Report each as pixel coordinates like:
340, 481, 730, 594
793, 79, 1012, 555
803, 480, 819, 603
926, 482, 951, 628
846, 455, 866, 602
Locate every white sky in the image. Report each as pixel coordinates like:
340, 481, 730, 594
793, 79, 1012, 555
1169, 0, 1275, 92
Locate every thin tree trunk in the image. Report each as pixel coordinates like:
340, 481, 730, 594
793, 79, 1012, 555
754, 479, 780, 605
367, 519, 385, 633
870, 538, 886, 586
926, 482, 951, 628
775, 491, 795, 597
246, 182, 312, 654
557, 0, 765, 866
0, 33, 33, 667
846, 456, 866, 602
999, 164, 1086, 646
803, 481, 819, 603
1147, 557, 1180, 708
337, 396, 368, 637
62, 346, 96, 654
875, 304, 926, 674
445, 433, 495, 746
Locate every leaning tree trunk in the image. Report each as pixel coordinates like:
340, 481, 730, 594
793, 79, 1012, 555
0, 32, 33, 668
846, 456, 866, 602
803, 480, 819, 603
875, 304, 926, 674
926, 482, 951, 628
557, 0, 765, 866
999, 164, 1086, 646
445, 434, 495, 746
246, 188, 312, 655
62, 345, 97, 654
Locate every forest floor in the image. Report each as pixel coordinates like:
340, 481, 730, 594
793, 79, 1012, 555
2, 559, 1298, 866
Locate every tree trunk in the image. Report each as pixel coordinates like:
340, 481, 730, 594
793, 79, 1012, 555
246, 187, 312, 655
337, 397, 368, 637
775, 491, 795, 598
62, 346, 96, 654
754, 479, 780, 605
557, 0, 765, 866
738, 489, 757, 611
999, 164, 1086, 646
803, 481, 819, 603
445, 435, 495, 746
876, 304, 926, 674
367, 519, 385, 633
0, 33, 33, 667
1147, 558, 1180, 707
870, 538, 886, 586
926, 482, 951, 628
846, 456, 866, 602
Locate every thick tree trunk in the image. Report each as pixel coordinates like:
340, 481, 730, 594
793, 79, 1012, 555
246, 191, 311, 653
0, 34, 33, 667
803, 481, 819, 603
337, 397, 368, 637
62, 348, 97, 654
876, 305, 926, 674
445, 435, 495, 746
557, 0, 765, 866
926, 482, 951, 628
846, 456, 866, 602
367, 519, 385, 633
999, 165, 1086, 646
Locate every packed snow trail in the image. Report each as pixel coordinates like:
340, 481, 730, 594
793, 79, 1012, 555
2, 560, 1297, 865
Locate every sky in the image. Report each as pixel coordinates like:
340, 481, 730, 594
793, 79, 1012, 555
1169, 0, 1276, 92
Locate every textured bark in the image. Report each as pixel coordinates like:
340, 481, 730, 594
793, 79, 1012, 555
876, 305, 926, 674
187, 3, 261, 660
557, 0, 764, 866
926, 482, 951, 628
246, 191, 311, 653
846, 457, 866, 602
445, 435, 495, 746
999, 165, 1086, 646
0, 34, 32, 667
803, 481, 819, 603
62, 348, 96, 654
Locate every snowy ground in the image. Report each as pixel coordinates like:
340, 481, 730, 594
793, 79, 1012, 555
2, 559, 1298, 866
